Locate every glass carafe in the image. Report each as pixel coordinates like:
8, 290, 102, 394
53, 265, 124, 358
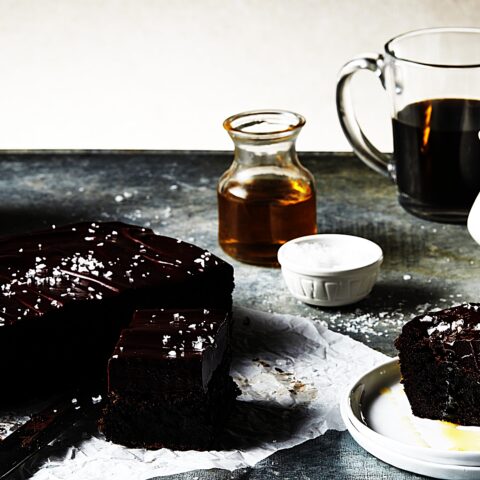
217, 110, 317, 266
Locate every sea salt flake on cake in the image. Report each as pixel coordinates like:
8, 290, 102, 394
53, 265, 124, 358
192, 336, 204, 351
194, 258, 206, 268
451, 319, 465, 332
427, 322, 451, 335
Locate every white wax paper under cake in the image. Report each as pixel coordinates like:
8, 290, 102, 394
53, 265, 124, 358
20, 307, 387, 480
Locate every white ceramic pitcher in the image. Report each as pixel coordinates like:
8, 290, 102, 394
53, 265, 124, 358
467, 193, 480, 245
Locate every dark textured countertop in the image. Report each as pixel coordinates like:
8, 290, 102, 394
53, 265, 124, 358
0, 150, 477, 479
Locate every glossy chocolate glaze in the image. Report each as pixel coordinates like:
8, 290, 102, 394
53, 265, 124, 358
397, 304, 480, 372
0, 222, 229, 326
108, 309, 230, 394
117, 308, 228, 359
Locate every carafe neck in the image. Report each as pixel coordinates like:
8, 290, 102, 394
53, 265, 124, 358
232, 136, 299, 167
223, 110, 306, 168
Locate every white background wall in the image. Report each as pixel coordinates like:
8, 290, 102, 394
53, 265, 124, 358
0, 0, 478, 151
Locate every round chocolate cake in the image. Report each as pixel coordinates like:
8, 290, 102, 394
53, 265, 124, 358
0, 221, 239, 449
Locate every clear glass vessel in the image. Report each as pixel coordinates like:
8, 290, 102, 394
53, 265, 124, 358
218, 110, 317, 266
337, 27, 480, 223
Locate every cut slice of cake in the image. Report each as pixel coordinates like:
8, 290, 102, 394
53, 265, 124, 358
100, 308, 239, 450
395, 303, 480, 425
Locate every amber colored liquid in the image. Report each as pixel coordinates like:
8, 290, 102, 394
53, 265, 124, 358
218, 177, 317, 266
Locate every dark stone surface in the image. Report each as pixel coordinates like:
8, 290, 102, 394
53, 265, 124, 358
0, 149, 475, 479
154, 430, 425, 480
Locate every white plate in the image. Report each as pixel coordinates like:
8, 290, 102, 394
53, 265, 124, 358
341, 358, 480, 468
344, 415, 480, 480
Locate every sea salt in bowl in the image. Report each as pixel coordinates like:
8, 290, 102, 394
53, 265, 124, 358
277, 234, 383, 307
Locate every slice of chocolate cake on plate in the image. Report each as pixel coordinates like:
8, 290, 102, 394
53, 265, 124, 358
395, 304, 480, 425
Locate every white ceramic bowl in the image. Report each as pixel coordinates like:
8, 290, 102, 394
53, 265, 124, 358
277, 234, 383, 307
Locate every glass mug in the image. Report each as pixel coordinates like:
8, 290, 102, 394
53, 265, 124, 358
337, 27, 480, 223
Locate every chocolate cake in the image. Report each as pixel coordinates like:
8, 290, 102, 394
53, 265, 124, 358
395, 304, 480, 425
101, 309, 239, 450
0, 222, 234, 402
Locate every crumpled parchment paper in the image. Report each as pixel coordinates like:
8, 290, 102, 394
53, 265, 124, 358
27, 307, 388, 480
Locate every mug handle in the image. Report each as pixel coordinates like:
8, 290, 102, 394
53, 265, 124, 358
336, 54, 393, 178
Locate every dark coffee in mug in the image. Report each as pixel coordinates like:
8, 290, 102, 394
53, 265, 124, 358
392, 98, 480, 215
337, 28, 480, 223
